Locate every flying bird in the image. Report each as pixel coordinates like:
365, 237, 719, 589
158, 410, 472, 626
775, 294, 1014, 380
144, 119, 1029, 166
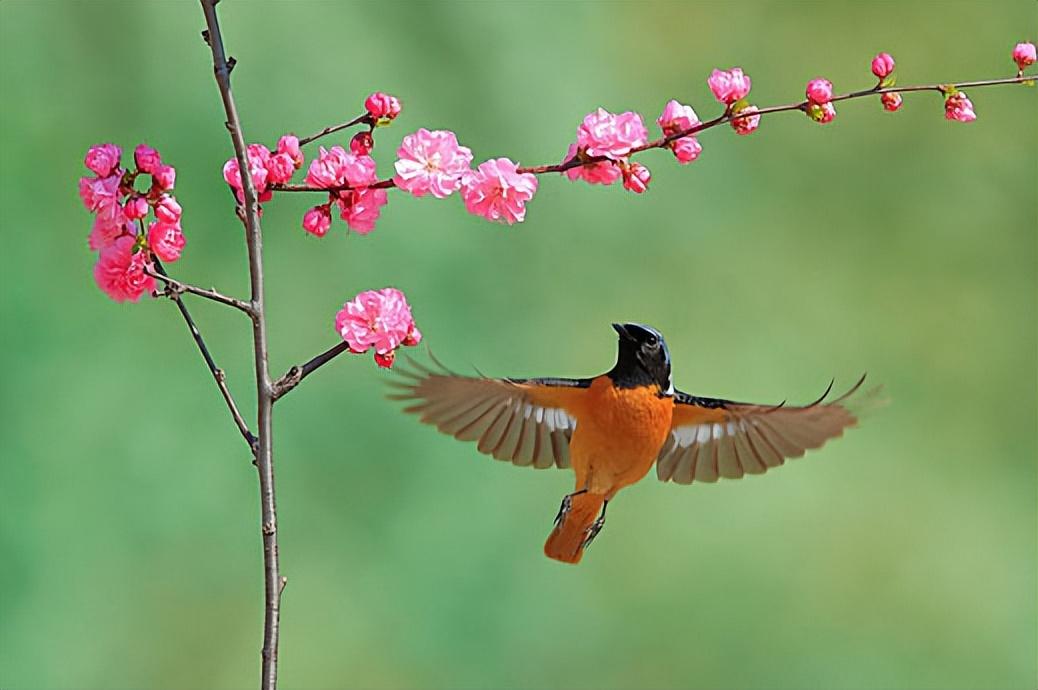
391, 323, 873, 564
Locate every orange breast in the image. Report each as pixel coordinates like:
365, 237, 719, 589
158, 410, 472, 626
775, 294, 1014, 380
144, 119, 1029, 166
568, 376, 674, 496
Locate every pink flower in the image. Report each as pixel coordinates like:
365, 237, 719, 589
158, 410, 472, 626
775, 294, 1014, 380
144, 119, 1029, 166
731, 105, 761, 135
708, 68, 752, 105
153, 164, 176, 191
134, 145, 162, 174
302, 205, 332, 237
335, 287, 417, 356
94, 235, 155, 303
85, 143, 122, 177
670, 137, 702, 164
871, 53, 896, 79
147, 221, 186, 262
265, 152, 296, 185
78, 174, 122, 213
403, 323, 422, 347
365, 92, 402, 122
276, 135, 303, 168
657, 100, 699, 135
1013, 42, 1037, 70
944, 91, 976, 122
154, 195, 182, 224
304, 146, 376, 189
460, 157, 538, 225
881, 92, 903, 112
807, 102, 836, 124
89, 217, 132, 252
374, 351, 396, 368
123, 196, 149, 220
622, 162, 651, 194
806, 78, 833, 105
563, 144, 621, 185
350, 131, 374, 155
223, 146, 270, 192
576, 108, 648, 160
336, 188, 388, 234
393, 128, 473, 198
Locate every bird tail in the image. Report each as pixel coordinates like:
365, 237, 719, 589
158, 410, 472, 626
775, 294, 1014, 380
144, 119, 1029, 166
544, 492, 605, 565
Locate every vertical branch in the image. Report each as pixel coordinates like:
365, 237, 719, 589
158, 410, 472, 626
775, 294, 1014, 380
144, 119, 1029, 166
199, 2, 283, 689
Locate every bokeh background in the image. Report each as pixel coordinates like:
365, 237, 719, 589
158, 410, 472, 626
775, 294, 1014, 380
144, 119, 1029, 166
2, 2, 1035, 689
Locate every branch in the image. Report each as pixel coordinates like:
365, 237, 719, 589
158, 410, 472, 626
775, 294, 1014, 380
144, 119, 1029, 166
298, 113, 371, 147
269, 74, 1035, 194
271, 340, 351, 402
151, 260, 257, 451
147, 266, 255, 315
200, 2, 282, 689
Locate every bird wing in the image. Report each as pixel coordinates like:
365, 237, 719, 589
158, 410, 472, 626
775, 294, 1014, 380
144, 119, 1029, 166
656, 374, 873, 484
389, 357, 589, 469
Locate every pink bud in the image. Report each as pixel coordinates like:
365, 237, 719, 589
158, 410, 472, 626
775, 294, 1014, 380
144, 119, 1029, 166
85, 143, 122, 177
147, 221, 186, 263
265, 152, 296, 185
708, 68, 752, 105
153, 165, 176, 190
302, 205, 332, 237
276, 135, 304, 168
1013, 42, 1037, 70
350, 131, 374, 155
944, 91, 976, 123
365, 92, 402, 121
622, 162, 651, 194
670, 136, 702, 164
123, 196, 149, 220
134, 145, 162, 174
730, 105, 761, 135
155, 195, 182, 223
806, 102, 836, 124
871, 52, 896, 79
880, 92, 903, 112
402, 324, 422, 347
805, 78, 833, 105
374, 350, 396, 368
657, 99, 699, 135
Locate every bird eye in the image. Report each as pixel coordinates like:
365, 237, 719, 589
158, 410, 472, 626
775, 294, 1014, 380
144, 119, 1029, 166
646, 335, 658, 346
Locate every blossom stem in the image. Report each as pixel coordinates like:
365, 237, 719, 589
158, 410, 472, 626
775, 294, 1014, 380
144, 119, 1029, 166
147, 266, 255, 315
298, 113, 371, 147
271, 340, 352, 402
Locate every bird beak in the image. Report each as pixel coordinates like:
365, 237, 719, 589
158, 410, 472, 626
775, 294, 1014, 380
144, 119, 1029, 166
612, 323, 633, 341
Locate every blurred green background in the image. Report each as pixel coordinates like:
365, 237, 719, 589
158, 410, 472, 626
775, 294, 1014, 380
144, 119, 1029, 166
2, 2, 1035, 689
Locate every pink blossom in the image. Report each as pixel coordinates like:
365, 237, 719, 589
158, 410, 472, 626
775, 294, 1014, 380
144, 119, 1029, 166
731, 105, 761, 135
657, 99, 699, 135
871, 53, 896, 79
944, 92, 976, 122
403, 323, 422, 347
806, 78, 833, 105
670, 137, 702, 164
304, 146, 377, 189
153, 164, 176, 190
576, 108, 648, 160
335, 287, 417, 356
276, 135, 303, 168
365, 92, 402, 121
336, 188, 388, 234
622, 162, 651, 194
302, 205, 332, 237
93, 235, 155, 303
89, 217, 132, 252
350, 131, 374, 155
460, 157, 538, 225
154, 195, 182, 224
78, 174, 122, 212
223, 146, 269, 192
85, 143, 122, 178
393, 128, 473, 198
563, 144, 621, 185
147, 221, 186, 262
373, 351, 396, 368
708, 68, 752, 105
1013, 42, 1037, 70
881, 92, 903, 112
134, 145, 162, 174
807, 102, 836, 124
123, 196, 149, 220
266, 152, 297, 185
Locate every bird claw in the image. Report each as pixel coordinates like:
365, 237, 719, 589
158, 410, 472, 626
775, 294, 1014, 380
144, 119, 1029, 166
581, 515, 606, 550
553, 494, 573, 527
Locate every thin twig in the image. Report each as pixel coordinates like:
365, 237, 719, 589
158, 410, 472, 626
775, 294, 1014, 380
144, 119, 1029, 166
147, 267, 255, 315
298, 113, 371, 146
152, 260, 258, 452
272, 340, 351, 402
269, 73, 1034, 193
199, 2, 282, 689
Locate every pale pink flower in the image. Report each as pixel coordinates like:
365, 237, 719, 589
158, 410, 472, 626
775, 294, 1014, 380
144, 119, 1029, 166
147, 221, 186, 263
670, 137, 702, 164
881, 92, 903, 112
393, 128, 473, 198
94, 235, 155, 303
302, 205, 332, 237
657, 100, 699, 135
871, 53, 896, 79
622, 162, 651, 194
337, 188, 388, 234
563, 144, 621, 185
460, 157, 538, 225
731, 105, 761, 135
123, 196, 149, 220
305, 146, 376, 189
576, 108, 648, 160
134, 144, 162, 174
89, 217, 132, 252
335, 287, 417, 355
1013, 42, 1037, 70
153, 164, 176, 190
708, 68, 752, 105
85, 143, 122, 178
365, 92, 402, 121
944, 92, 976, 122
350, 131, 373, 155
276, 135, 303, 168
154, 195, 182, 224
806, 78, 833, 105
265, 152, 296, 185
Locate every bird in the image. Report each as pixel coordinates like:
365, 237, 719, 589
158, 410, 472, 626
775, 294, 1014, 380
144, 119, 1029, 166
390, 323, 874, 565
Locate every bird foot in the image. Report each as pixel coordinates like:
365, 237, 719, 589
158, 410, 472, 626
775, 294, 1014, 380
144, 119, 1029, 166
553, 494, 573, 527
581, 515, 606, 550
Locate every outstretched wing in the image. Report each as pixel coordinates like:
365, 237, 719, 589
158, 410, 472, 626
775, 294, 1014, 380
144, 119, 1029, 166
656, 375, 873, 484
389, 357, 589, 469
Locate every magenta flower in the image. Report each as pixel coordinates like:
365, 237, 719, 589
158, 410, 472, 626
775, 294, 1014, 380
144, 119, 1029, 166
576, 108, 648, 160
393, 128, 473, 198
1013, 42, 1037, 70
806, 78, 834, 105
147, 221, 186, 263
93, 235, 155, 303
881, 92, 903, 112
134, 145, 162, 174
153, 164, 176, 191
304, 146, 377, 189
622, 162, 651, 194
336, 188, 388, 234
85, 143, 122, 178
350, 131, 374, 156
79, 173, 121, 213
670, 136, 702, 164
731, 105, 761, 135
123, 196, 149, 220
335, 287, 418, 362
944, 92, 976, 122
276, 135, 303, 168
155, 195, 182, 224
365, 92, 402, 122
265, 152, 297, 185
871, 53, 896, 79
89, 217, 132, 252
302, 205, 332, 237
657, 99, 699, 135
460, 158, 538, 225
563, 144, 621, 185
708, 68, 752, 105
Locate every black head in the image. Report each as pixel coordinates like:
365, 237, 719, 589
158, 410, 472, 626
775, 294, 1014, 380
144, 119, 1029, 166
608, 323, 673, 395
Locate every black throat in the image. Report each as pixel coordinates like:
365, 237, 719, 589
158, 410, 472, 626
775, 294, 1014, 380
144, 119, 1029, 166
607, 339, 671, 393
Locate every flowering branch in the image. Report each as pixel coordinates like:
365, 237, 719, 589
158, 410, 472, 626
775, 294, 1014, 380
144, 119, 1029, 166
271, 341, 352, 402
147, 266, 254, 315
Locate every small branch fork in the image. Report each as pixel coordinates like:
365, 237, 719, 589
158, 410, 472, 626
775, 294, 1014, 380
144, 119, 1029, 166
271, 341, 351, 401
147, 266, 254, 315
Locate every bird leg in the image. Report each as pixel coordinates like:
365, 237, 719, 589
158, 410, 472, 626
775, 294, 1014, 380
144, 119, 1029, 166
553, 488, 588, 527
581, 501, 608, 550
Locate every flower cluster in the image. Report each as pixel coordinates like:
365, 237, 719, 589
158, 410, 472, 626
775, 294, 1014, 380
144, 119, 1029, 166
302, 145, 387, 234
805, 78, 837, 124
79, 143, 186, 302
564, 108, 650, 192
223, 135, 303, 206
657, 100, 702, 164
334, 287, 421, 368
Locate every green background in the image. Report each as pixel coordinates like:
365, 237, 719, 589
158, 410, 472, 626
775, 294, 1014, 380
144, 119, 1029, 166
2, 2, 1035, 689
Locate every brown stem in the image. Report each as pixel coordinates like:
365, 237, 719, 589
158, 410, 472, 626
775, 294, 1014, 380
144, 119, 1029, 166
151, 260, 257, 452
146, 266, 254, 315
298, 112, 371, 146
272, 340, 352, 402
200, 2, 282, 689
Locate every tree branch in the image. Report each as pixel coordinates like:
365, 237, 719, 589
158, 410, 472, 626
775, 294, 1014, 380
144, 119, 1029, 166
147, 266, 255, 315
298, 112, 371, 146
271, 340, 352, 402
199, 2, 282, 689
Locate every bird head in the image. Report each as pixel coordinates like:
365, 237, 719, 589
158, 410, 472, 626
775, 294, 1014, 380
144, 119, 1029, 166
610, 322, 673, 395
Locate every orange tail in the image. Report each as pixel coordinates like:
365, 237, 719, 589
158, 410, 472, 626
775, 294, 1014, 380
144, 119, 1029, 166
544, 492, 605, 565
